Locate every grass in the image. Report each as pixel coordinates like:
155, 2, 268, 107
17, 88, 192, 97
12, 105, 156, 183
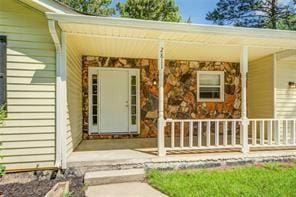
147, 163, 296, 197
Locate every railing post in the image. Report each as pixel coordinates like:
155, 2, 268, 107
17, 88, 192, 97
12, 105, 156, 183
157, 41, 166, 156
240, 46, 250, 154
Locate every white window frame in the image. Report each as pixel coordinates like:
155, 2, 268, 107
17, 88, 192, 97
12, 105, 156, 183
196, 71, 224, 102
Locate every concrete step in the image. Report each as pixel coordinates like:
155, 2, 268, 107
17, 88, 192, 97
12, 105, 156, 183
84, 169, 145, 186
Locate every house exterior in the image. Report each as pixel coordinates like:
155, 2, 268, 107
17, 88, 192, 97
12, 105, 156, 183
1, 0, 296, 172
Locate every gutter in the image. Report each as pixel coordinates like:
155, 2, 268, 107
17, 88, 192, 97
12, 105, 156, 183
48, 20, 66, 169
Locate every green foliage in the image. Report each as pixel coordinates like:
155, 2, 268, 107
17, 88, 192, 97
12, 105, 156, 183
56, 0, 115, 16
206, 0, 296, 30
63, 191, 73, 197
116, 0, 182, 22
0, 105, 6, 176
147, 163, 296, 197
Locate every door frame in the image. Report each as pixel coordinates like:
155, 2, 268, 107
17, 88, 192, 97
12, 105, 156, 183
88, 67, 140, 135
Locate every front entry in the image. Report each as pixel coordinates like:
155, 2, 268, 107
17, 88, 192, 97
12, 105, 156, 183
88, 67, 139, 134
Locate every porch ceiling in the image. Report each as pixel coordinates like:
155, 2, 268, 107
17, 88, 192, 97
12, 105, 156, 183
47, 13, 296, 62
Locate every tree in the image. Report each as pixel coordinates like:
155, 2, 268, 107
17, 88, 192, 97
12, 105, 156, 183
57, 0, 115, 16
116, 0, 182, 22
206, 0, 296, 29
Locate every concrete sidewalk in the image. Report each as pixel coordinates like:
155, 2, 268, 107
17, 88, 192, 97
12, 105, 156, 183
85, 182, 167, 197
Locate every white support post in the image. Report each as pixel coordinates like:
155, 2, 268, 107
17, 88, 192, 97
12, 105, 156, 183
240, 46, 250, 154
60, 32, 68, 169
157, 41, 166, 156
48, 20, 67, 169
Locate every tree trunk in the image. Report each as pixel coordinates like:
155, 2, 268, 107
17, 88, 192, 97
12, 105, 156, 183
271, 0, 277, 29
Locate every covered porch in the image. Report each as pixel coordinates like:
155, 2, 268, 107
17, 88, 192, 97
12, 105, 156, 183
46, 13, 296, 168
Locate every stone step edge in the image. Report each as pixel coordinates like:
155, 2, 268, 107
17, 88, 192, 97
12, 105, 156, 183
84, 168, 145, 186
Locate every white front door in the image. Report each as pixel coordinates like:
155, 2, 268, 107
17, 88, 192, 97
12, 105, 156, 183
100, 70, 129, 133
88, 68, 139, 134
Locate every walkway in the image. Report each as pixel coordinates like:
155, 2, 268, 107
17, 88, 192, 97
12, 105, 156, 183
85, 182, 166, 197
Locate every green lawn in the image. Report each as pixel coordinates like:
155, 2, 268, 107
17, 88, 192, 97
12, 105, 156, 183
147, 163, 296, 197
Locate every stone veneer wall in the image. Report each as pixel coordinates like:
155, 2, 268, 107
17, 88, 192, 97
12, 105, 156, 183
82, 56, 241, 139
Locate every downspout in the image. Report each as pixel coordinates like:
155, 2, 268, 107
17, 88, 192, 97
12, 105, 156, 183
48, 19, 64, 168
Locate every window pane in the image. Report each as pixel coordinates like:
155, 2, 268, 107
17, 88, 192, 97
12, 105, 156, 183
92, 106, 97, 114
93, 95, 97, 104
131, 106, 136, 114
92, 85, 97, 94
131, 115, 136, 125
131, 85, 136, 95
200, 87, 220, 99
93, 115, 97, 124
200, 74, 220, 86
131, 76, 136, 85
131, 96, 136, 105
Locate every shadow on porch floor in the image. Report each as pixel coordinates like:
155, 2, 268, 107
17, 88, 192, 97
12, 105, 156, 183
75, 138, 158, 152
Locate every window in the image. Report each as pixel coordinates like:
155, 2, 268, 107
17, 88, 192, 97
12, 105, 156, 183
91, 74, 98, 125
130, 75, 137, 125
0, 36, 6, 107
197, 71, 224, 102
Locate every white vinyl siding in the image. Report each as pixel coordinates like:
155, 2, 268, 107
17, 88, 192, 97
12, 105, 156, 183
276, 60, 296, 118
0, 0, 56, 170
247, 55, 274, 118
66, 42, 82, 156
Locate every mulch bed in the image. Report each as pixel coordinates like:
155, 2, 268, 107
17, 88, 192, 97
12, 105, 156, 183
0, 171, 85, 197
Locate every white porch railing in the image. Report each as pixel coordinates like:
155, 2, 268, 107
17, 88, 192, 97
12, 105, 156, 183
248, 119, 296, 148
165, 119, 243, 151
164, 118, 296, 153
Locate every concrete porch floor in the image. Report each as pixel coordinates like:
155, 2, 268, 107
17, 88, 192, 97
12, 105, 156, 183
68, 138, 296, 173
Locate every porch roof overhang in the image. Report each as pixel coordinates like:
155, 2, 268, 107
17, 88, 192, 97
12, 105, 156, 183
47, 13, 296, 62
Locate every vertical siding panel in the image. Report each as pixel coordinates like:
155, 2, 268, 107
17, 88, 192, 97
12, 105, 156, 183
66, 42, 82, 156
248, 55, 274, 118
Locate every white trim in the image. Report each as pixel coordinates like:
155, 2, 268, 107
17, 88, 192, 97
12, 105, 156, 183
157, 41, 166, 156
46, 13, 296, 41
240, 46, 249, 154
60, 31, 67, 169
48, 20, 62, 168
19, 0, 77, 14
196, 71, 224, 102
88, 67, 140, 135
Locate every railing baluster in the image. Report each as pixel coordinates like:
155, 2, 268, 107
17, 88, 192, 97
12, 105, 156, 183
252, 121, 257, 145
223, 121, 227, 146
171, 122, 175, 148
240, 122, 243, 145
267, 120, 272, 145
276, 120, 281, 145
293, 120, 296, 145
231, 121, 236, 146
180, 121, 184, 148
206, 121, 211, 147
284, 120, 288, 145
189, 121, 193, 148
215, 121, 219, 146
260, 120, 265, 145
198, 121, 202, 147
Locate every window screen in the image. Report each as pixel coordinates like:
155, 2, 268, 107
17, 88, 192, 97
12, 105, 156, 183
0, 36, 6, 107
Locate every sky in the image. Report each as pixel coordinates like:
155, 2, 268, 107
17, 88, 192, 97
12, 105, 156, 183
112, 0, 219, 24
175, 0, 219, 24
